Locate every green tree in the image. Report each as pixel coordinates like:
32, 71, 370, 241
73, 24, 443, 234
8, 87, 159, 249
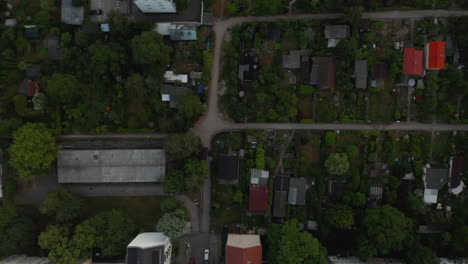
40, 189, 83, 223
253, 0, 282, 15
0, 207, 34, 257
357, 205, 413, 260
46, 73, 80, 104
324, 132, 336, 146
166, 133, 200, 159
156, 209, 187, 239
325, 204, 354, 229
268, 219, 327, 264
84, 210, 136, 257
126, 73, 147, 113
163, 170, 186, 194
184, 158, 208, 192
131, 31, 171, 66
177, 91, 204, 121
325, 153, 349, 176
256, 147, 265, 169
343, 192, 366, 208
160, 198, 180, 214
8, 123, 57, 179
345, 145, 359, 159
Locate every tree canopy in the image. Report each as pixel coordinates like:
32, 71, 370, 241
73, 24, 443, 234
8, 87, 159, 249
46, 73, 80, 104
268, 219, 327, 264
8, 123, 57, 179
39, 189, 83, 223
166, 133, 200, 159
325, 204, 354, 229
0, 207, 34, 257
156, 209, 187, 239
131, 31, 171, 66
325, 153, 349, 176
357, 205, 413, 260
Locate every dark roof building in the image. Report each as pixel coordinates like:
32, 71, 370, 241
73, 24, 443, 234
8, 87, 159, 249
126, 233, 171, 264
218, 155, 240, 184
310, 57, 336, 89
371, 63, 388, 89
81, 24, 100, 34
57, 149, 166, 183
423, 166, 449, 204
283, 50, 309, 69
24, 26, 40, 39
238, 53, 259, 82
249, 184, 269, 214
267, 25, 281, 42
449, 156, 465, 195
328, 180, 345, 200
273, 176, 289, 218
160, 84, 189, 108
355, 60, 368, 89
45, 37, 60, 61
324, 25, 350, 39
226, 234, 262, 264
403, 47, 424, 76
288, 177, 307, 205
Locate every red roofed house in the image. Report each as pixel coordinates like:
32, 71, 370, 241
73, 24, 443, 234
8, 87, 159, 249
226, 234, 262, 264
249, 169, 269, 214
426, 41, 446, 69
249, 184, 268, 214
27, 80, 39, 97
403, 48, 424, 76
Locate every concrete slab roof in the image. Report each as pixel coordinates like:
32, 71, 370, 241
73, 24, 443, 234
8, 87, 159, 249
58, 149, 166, 183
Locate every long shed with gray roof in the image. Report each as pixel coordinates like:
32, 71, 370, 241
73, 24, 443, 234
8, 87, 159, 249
288, 177, 307, 205
58, 149, 166, 183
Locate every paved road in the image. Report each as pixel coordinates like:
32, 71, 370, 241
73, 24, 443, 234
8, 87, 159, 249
190, 9, 468, 235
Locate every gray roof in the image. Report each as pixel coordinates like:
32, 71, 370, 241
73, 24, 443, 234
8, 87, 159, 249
160, 85, 189, 108
169, 29, 197, 41
283, 50, 309, 69
46, 37, 60, 61
273, 176, 289, 217
355, 60, 368, 89
61, 0, 84, 25
58, 149, 166, 183
202, 12, 214, 25
425, 167, 449, 189
288, 177, 307, 205
324, 25, 350, 39
250, 168, 269, 184
218, 155, 239, 184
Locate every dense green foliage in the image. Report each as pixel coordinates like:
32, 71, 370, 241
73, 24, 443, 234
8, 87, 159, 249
8, 123, 57, 179
166, 133, 200, 160
40, 189, 83, 223
0, 207, 34, 257
324, 153, 349, 175
325, 204, 354, 229
156, 209, 187, 239
268, 219, 327, 264
164, 158, 208, 194
357, 205, 413, 260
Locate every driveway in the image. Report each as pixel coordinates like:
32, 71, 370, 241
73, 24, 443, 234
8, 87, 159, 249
175, 233, 221, 264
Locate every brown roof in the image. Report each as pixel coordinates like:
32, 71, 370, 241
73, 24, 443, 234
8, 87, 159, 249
311, 57, 336, 89
371, 63, 389, 79
450, 157, 465, 188
226, 234, 262, 264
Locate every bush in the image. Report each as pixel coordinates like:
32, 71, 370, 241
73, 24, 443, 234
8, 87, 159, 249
345, 145, 359, 158
160, 198, 181, 214
298, 85, 314, 95
300, 118, 314, 123
256, 147, 265, 169
325, 132, 336, 146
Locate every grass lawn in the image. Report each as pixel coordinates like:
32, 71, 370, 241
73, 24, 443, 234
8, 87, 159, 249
298, 95, 314, 119
212, 205, 242, 227
82, 196, 168, 232
368, 90, 396, 122
336, 133, 364, 166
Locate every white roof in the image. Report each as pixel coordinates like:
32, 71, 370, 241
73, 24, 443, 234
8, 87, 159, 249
164, 71, 188, 83
127, 233, 169, 249
327, 38, 341, 48
161, 94, 170, 101
424, 189, 438, 204
155, 23, 171, 35
450, 180, 464, 195
226, 234, 261, 249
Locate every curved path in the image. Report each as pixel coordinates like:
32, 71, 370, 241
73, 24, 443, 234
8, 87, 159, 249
192, 9, 468, 233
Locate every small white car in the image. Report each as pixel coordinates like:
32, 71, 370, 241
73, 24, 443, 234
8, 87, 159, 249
204, 249, 209, 263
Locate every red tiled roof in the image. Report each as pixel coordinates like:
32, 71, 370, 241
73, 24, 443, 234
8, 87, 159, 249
403, 48, 424, 76
226, 245, 262, 264
27, 80, 38, 97
427, 41, 445, 69
249, 184, 268, 213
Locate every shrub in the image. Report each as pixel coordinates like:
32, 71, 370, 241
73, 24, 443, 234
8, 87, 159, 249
325, 132, 336, 146
256, 147, 265, 169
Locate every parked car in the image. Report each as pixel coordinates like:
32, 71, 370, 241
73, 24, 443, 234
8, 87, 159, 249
204, 249, 209, 263
188, 257, 195, 264
88, 9, 103, 15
